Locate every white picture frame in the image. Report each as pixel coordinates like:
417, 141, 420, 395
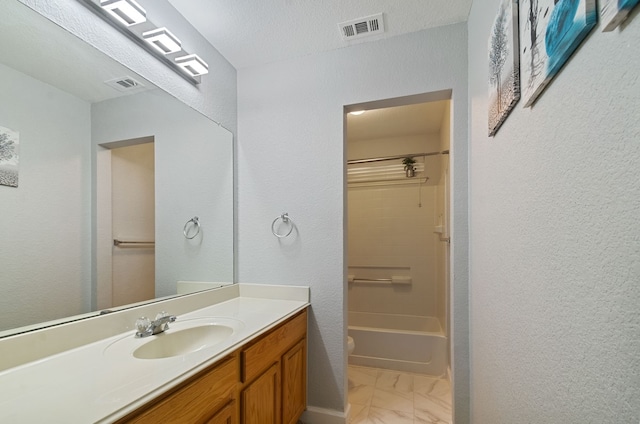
488, 0, 521, 136
600, 0, 640, 32
519, 0, 597, 107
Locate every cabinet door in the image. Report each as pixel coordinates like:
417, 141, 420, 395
282, 339, 306, 424
241, 363, 280, 424
206, 401, 236, 424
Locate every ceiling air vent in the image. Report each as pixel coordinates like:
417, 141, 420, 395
339, 13, 385, 41
104, 76, 146, 93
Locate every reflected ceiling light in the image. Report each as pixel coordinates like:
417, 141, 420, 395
349, 110, 365, 116
100, 0, 146, 26
175, 54, 209, 76
142, 28, 182, 55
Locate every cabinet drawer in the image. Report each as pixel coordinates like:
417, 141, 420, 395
119, 353, 239, 423
206, 400, 236, 424
242, 310, 307, 383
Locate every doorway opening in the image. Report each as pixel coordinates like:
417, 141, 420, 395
345, 90, 452, 420
96, 136, 155, 310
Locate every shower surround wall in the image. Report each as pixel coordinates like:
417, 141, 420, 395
348, 182, 439, 317
348, 132, 446, 323
435, 103, 451, 346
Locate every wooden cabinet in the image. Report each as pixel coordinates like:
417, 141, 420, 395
282, 339, 306, 424
240, 309, 307, 424
206, 401, 236, 424
117, 309, 307, 424
241, 363, 280, 424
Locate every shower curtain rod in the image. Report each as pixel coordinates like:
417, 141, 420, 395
347, 150, 449, 165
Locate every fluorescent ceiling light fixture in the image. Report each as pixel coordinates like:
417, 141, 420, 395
175, 54, 209, 76
100, 0, 146, 26
142, 28, 182, 54
349, 110, 365, 115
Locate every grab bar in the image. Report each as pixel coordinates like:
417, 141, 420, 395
353, 278, 392, 284
348, 276, 412, 285
113, 239, 155, 247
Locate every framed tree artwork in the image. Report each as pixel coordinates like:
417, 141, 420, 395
519, 0, 597, 107
0, 125, 19, 188
488, 0, 520, 136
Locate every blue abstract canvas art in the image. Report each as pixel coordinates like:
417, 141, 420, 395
601, 0, 640, 31
519, 0, 597, 107
488, 0, 520, 136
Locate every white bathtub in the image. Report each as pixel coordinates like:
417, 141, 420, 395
348, 311, 447, 376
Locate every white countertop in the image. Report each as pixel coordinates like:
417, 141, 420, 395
0, 286, 309, 423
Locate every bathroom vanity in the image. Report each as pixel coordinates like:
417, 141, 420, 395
117, 309, 307, 424
0, 284, 309, 423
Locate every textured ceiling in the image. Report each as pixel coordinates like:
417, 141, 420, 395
168, 0, 472, 69
347, 101, 448, 142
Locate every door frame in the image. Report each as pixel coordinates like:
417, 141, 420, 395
94, 136, 154, 310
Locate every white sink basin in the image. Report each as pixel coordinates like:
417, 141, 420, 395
105, 317, 244, 360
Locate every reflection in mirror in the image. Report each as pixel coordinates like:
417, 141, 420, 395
0, 1, 234, 337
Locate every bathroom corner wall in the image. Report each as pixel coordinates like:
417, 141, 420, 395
468, 2, 640, 422
238, 23, 469, 421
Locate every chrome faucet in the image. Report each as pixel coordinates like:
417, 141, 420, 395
135, 312, 177, 338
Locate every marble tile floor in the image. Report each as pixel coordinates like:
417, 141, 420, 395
348, 365, 452, 424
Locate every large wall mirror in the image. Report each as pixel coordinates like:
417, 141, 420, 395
0, 1, 234, 337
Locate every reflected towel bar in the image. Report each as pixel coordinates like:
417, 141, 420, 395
349, 276, 412, 285
113, 239, 155, 247
353, 278, 392, 284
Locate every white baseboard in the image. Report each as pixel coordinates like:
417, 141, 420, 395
301, 405, 349, 424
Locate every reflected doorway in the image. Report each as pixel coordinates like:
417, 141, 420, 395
111, 142, 155, 307
96, 137, 155, 310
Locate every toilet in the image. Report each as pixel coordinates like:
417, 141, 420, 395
347, 336, 355, 355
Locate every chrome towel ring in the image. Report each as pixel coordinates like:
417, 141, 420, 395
183, 216, 201, 239
271, 213, 294, 238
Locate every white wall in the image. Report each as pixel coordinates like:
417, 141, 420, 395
0, 63, 91, 330
468, 3, 640, 423
238, 23, 469, 421
19, 0, 237, 133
